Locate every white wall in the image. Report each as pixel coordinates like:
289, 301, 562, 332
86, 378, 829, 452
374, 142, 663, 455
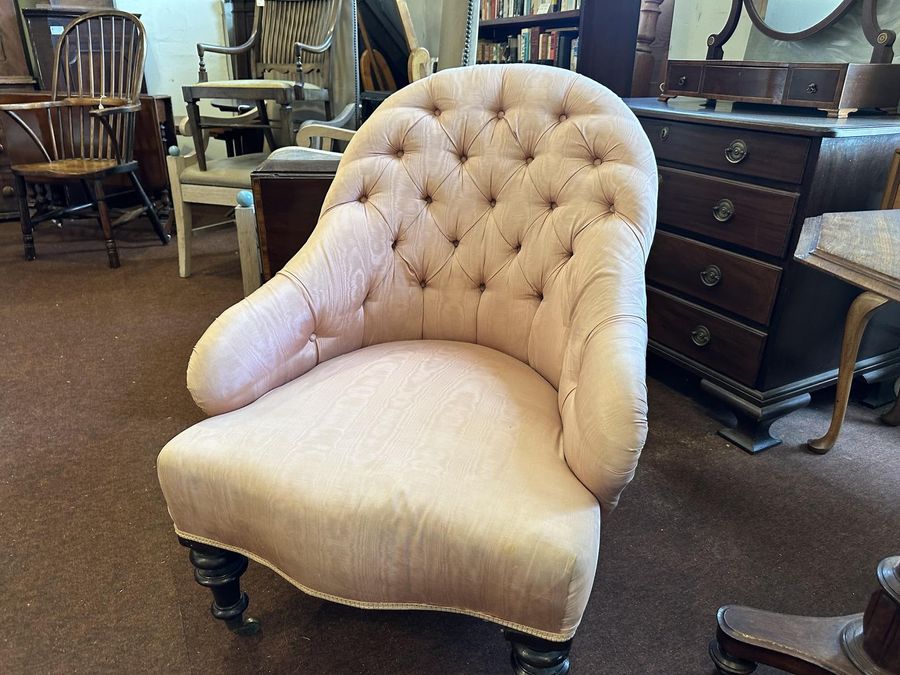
668, 0, 752, 61
115, 0, 231, 156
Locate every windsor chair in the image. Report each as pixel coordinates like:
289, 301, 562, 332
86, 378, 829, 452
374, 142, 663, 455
183, 0, 342, 171
0, 10, 167, 269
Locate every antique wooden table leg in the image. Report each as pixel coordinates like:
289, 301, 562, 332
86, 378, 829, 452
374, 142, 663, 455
808, 291, 890, 454
710, 556, 900, 675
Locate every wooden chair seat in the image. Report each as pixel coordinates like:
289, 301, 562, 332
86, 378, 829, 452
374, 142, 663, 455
11, 158, 135, 180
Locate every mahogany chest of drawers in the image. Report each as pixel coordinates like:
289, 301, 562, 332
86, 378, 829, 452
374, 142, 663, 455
628, 98, 900, 452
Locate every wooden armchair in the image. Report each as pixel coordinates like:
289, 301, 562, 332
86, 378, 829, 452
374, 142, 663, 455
0, 10, 167, 268
183, 0, 342, 171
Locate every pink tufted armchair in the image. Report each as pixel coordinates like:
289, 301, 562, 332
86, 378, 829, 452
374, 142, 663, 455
158, 64, 657, 673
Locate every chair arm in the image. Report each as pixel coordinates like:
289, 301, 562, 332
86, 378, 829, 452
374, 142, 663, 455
197, 28, 259, 82
295, 103, 357, 148
187, 205, 382, 416
559, 242, 650, 515
89, 102, 141, 118
0, 100, 69, 112
197, 30, 257, 58
295, 36, 333, 55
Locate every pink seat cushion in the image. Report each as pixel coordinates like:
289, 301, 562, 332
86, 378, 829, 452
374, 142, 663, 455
159, 340, 600, 640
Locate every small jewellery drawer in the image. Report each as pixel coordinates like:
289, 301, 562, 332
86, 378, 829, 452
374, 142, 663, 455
648, 287, 767, 386
784, 67, 842, 105
641, 118, 810, 185
647, 231, 782, 325
657, 167, 799, 257
665, 63, 703, 95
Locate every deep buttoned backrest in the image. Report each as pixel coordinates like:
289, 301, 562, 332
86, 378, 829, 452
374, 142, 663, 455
318, 64, 657, 389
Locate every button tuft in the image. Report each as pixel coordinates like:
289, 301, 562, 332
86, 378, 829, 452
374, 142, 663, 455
593, 158, 602, 166
358, 195, 368, 203
478, 283, 486, 292
490, 199, 496, 207
459, 155, 468, 163
424, 195, 433, 204
451, 239, 459, 248
525, 155, 534, 164
391, 240, 398, 250
558, 113, 568, 122
497, 110, 505, 119
419, 280, 427, 289
396, 149, 404, 158
308, 333, 317, 342
433, 108, 441, 117
549, 202, 557, 210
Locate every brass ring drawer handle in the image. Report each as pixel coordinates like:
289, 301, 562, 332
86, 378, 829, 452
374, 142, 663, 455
725, 139, 748, 164
806, 82, 818, 94
659, 126, 670, 141
700, 264, 722, 287
677, 75, 688, 86
691, 325, 711, 347
712, 198, 735, 223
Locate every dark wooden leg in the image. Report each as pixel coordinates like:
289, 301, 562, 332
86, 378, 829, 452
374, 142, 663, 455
179, 537, 260, 636
708, 637, 757, 674
710, 556, 900, 675
702, 380, 811, 454
808, 291, 889, 454
13, 174, 36, 260
126, 170, 169, 245
881, 391, 900, 426
92, 179, 119, 269
503, 629, 571, 675
186, 99, 207, 171
257, 99, 278, 151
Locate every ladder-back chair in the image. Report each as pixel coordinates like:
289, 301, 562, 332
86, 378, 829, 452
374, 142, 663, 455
0, 10, 167, 268
184, 0, 342, 171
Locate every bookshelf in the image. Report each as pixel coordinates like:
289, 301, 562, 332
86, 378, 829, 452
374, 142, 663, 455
475, 0, 641, 97
477, 4, 582, 72
479, 9, 581, 31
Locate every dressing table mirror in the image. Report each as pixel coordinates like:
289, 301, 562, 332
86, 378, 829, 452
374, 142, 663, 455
662, 0, 900, 117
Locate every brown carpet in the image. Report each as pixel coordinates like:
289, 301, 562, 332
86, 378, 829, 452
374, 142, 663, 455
1, 217, 897, 674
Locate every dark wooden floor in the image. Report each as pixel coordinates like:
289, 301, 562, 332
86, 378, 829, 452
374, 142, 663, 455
1, 218, 897, 674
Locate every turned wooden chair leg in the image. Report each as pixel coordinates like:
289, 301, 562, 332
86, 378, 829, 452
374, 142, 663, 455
92, 179, 120, 269
808, 291, 889, 454
13, 174, 36, 261
881, 387, 900, 426
504, 629, 571, 675
179, 537, 260, 636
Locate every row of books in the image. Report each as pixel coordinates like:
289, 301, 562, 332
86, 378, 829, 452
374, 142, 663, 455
476, 28, 579, 70
480, 0, 581, 21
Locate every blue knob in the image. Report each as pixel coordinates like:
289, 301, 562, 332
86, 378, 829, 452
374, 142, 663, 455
167, 145, 181, 156
236, 190, 254, 207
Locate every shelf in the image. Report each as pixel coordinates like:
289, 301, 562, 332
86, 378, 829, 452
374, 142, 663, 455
478, 9, 581, 32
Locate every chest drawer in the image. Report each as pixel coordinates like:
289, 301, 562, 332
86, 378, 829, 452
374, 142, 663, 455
648, 287, 767, 386
641, 118, 810, 185
647, 231, 782, 325
658, 167, 799, 257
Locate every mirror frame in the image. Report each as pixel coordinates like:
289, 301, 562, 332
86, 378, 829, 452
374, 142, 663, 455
743, 0, 856, 41
706, 0, 896, 63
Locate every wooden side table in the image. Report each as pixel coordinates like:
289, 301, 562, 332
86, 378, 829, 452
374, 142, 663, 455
794, 210, 900, 453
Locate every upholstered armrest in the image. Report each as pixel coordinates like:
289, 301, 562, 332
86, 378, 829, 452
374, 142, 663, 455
558, 230, 652, 515
187, 203, 382, 416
